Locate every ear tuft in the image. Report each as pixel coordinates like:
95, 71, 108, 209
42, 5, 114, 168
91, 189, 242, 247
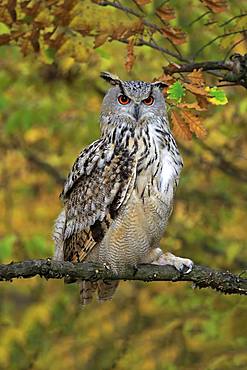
151, 81, 169, 90
100, 71, 122, 86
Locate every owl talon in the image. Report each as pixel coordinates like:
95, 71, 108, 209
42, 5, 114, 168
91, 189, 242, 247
153, 252, 194, 274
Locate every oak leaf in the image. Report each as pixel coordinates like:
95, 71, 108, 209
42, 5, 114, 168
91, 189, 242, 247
171, 111, 192, 140
167, 81, 185, 103
178, 102, 206, 111
125, 38, 136, 72
162, 25, 186, 45
135, 0, 151, 5
156, 6, 175, 21
201, 0, 228, 13
182, 110, 207, 139
184, 82, 208, 96
196, 95, 209, 110
187, 69, 205, 87
205, 86, 228, 105
94, 33, 108, 48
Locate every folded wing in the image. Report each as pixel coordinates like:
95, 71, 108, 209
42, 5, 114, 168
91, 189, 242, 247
56, 138, 137, 263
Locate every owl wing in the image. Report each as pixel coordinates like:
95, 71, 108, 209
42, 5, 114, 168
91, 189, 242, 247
60, 138, 137, 262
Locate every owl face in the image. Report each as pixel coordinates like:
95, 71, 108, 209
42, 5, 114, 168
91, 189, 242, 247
100, 72, 168, 125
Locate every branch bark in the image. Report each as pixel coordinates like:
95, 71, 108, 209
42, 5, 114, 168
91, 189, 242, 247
1, 259, 247, 295
163, 60, 233, 74
163, 53, 247, 89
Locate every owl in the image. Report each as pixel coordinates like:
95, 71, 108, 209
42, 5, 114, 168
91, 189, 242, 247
53, 72, 193, 305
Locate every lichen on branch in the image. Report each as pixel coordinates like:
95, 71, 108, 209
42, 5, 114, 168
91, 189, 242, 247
0, 259, 246, 296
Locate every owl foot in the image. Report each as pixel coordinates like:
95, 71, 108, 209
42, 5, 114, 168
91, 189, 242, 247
153, 252, 194, 274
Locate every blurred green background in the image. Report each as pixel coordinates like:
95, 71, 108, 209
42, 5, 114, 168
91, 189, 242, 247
0, 0, 247, 369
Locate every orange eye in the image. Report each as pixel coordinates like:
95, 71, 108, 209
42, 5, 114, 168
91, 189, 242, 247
118, 95, 130, 105
143, 96, 154, 105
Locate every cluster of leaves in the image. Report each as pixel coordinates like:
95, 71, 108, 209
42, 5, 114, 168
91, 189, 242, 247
0, 0, 246, 140
165, 70, 228, 139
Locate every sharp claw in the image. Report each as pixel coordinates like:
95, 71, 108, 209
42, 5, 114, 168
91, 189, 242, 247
182, 263, 193, 274
183, 266, 192, 274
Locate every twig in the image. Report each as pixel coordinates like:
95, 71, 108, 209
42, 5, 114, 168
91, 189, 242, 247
119, 38, 188, 62
223, 38, 246, 62
163, 60, 233, 74
193, 29, 247, 59
220, 13, 247, 27
187, 10, 210, 27
24, 150, 65, 186
180, 143, 247, 183
97, 0, 187, 62
0, 259, 247, 295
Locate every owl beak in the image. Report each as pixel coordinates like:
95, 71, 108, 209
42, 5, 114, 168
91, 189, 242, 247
133, 104, 140, 121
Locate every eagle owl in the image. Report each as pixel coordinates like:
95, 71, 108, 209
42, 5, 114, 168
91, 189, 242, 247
53, 72, 193, 305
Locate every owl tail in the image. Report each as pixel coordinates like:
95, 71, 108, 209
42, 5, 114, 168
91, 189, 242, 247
79, 280, 119, 305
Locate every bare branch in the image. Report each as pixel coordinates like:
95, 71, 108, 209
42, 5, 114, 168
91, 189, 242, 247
24, 150, 65, 186
163, 60, 232, 74
0, 139, 65, 186
180, 143, 247, 183
163, 54, 247, 89
0, 259, 247, 295
119, 38, 188, 62
193, 29, 247, 59
220, 13, 247, 27
187, 10, 210, 27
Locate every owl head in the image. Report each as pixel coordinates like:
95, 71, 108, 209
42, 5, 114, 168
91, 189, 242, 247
100, 72, 168, 131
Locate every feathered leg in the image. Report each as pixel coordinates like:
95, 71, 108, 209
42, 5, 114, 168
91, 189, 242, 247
97, 280, 119, 302
79, 281, 98, 305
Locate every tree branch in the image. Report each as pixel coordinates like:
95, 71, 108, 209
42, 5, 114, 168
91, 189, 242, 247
163, 54, 247, 89
96, 0, 188, 63
1, 259, 247, 295
163, 60, 233, 74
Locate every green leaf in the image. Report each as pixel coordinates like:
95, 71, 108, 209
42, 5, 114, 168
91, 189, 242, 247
45, 47, 56, 63
167, 81, 185, 103
0, 235, 16, 261
0, 22, 10, 35
5, 109, 33, 135
206, 86, 228, 105
24, 235, 50, 258
95, 48, 110, 59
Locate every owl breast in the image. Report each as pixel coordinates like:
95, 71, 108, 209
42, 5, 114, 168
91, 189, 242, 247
97, 124, 183, 272
135, 123, 183, 205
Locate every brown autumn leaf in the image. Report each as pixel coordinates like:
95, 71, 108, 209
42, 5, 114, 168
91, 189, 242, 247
171, 111, 192, 140
187, 69, 205, 87
45, 29, 65, 50
21, 0, 41, 17
125, 38, 136, 72
94, 33, 108, 48
135, 0, 152, 5
0, 5, 12, 25
177, 102, 206, 111
0, 34, 11, 45
156, 5, 176, 21
182, 110, 207, 139
201, 0, 228, 13
196, 95, 209, 110
184, 82, 208, 96
157, 73, 176, 86
111, 20, 144, 40
162, 25, 186, 45
20, 37, 33, 57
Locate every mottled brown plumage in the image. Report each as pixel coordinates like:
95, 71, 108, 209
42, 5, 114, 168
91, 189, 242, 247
53, 72, 193, 305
